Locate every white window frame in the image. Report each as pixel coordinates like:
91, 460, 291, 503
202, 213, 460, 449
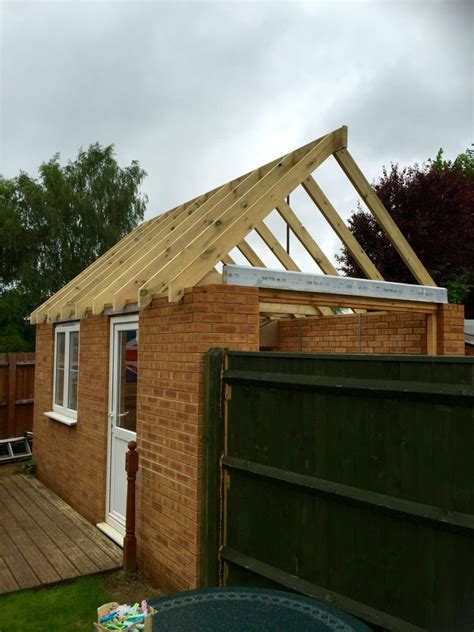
49, 322, 80, 424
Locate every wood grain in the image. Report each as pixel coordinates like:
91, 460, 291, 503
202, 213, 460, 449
0, 475, 121, 595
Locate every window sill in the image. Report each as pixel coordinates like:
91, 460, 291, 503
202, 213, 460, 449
44, 411, 77, 426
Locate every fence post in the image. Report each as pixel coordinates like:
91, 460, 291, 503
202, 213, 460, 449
123, 440, 139, 572
201, 348, 226, 588
7, 353, 16, 438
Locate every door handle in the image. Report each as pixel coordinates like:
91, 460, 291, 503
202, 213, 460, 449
117, 411, 130, 418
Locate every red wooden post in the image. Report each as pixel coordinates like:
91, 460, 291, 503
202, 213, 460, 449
123, 440, 139, 572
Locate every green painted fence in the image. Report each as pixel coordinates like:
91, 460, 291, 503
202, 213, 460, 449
202, 350, 474, 631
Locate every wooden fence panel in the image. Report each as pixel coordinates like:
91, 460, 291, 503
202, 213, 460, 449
202, 351, 474, 631
0, 353, 35, 439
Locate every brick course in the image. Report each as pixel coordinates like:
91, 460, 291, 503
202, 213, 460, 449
136, 285, 259, 592
278, 306, 465, 356
33, 315, 109, 525
436, 304, 465, 355
33, 288, 463, 596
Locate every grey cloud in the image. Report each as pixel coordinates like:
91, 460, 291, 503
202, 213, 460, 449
1, 0, 472, 267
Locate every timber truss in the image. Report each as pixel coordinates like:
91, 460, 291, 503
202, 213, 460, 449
31, 125, 436, 327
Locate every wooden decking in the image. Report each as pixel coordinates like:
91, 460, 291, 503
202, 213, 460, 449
0, 474, 122, 594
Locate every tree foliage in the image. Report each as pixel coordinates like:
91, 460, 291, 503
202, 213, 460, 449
0, 144, 147, 351
337, 147, 474, 317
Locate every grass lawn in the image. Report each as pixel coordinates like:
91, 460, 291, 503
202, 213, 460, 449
0, 571, 158, 632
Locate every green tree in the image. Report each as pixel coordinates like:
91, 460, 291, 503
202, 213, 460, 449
337, 147, 474, 317
0, 144, 147, 351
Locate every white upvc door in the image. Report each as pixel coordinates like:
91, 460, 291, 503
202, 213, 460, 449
106, 315, 139, 534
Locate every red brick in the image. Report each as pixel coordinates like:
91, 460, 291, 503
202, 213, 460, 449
136, 285, 259, 590
277, 307, 464, 357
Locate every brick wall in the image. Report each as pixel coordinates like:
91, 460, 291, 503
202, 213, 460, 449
136, 284, 259, 592
436, 304, 465, 355
33, 315, 109, 524
278, 306, 465, 356
33, 288, 462, 593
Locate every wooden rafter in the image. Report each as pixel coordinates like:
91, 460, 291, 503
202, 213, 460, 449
30, 125, 439, 325
165, 129, 346, 303
254, 221, 299, 272
31, 218, 154, 323
334, 148, 436, 286
236, 241, 265, 268
275, 200, 338, 275
275, 200, 362, 315
249, 225, 330, 317
57, 203, 191, 320
221, 254, 236, 265
302, 176, 384, 281
36, 197, 193, 321
98, 179, 243, 313
105, 155, 280, 313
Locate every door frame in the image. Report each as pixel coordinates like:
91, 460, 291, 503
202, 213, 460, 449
106, 313, 139, 533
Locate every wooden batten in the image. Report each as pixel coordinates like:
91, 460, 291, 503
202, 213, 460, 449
260, 303, 321, 317
257, 288, 439, 314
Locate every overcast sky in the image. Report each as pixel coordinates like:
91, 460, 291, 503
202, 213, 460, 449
1, 0, 472, 270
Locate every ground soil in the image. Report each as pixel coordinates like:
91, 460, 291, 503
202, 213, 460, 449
102, 569, 161, 604
0, 463, 21, 478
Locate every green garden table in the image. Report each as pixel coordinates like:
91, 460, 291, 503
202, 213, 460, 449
148, 587, 371, 631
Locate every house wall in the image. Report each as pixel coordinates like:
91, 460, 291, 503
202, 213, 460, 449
33, 315, 110, 525
136, 284, 259, 592
33, 285, 259, 592
277, 304, 465, 356
33, 290, 463, 595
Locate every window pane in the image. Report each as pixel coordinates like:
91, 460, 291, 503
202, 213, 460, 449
67, 331, 79, 410
118, 329, 138, 432
55, 332, 65, 406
